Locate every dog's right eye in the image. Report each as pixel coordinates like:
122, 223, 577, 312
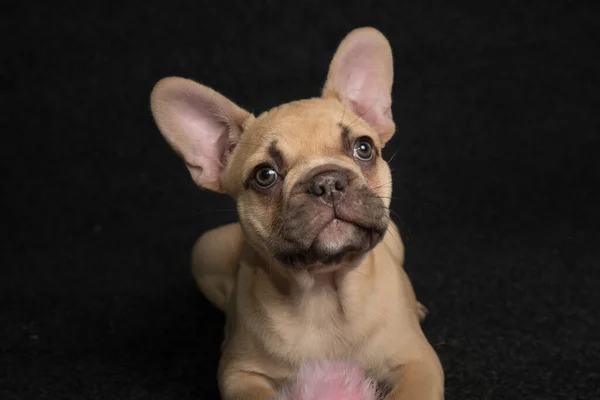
255, 166, 278, 188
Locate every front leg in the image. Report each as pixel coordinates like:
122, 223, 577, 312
191, 222, 244, 311
219, 369, 277, 400
384, 222, 428, 324
385, 341, 444, 400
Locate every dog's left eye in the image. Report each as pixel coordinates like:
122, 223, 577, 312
354, 138, 374, 161
255, 166, 278, 188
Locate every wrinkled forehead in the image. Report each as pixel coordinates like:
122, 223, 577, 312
238, 99, 373, 171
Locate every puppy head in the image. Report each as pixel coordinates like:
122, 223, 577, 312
151, 27, 396, 269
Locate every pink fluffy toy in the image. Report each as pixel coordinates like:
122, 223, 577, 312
275, 360, 379, 400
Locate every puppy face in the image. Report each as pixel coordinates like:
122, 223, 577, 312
225, 99, 392, 267
151, 27, 396, 269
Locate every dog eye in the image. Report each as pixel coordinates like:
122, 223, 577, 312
255, 166, 278, 188
354, 138, 373, 161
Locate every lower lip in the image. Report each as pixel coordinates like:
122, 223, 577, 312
317, 218, 356, 243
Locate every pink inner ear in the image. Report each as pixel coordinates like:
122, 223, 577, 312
151, 77, 251, 191
338, 47, 376, 104
326, 32, 395, 138
173, 92, 233, 183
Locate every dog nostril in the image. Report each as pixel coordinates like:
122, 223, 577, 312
310, 182, 325, 196
308, 171, 348, 197
335, 179, 346, 191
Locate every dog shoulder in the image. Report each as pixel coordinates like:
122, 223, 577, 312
381, 221, 405, 266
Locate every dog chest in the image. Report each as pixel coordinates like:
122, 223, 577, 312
261, 284, 378, 363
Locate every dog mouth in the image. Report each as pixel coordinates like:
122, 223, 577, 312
276, 214, 387, 268
269, 176, 390, 268
315, 217, 380, 251
316, 218, 356, 245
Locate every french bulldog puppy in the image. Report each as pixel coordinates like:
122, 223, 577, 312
150, 27, 444, 400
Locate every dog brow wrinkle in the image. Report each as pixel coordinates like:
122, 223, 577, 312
268, 140, 286, 171
338, 122, 350, 137
338, 122, 353, 154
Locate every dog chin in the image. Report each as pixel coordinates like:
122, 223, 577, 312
314, 219, 361, 253
276, 219, 385, 269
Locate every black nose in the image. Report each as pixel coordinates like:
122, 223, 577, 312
309, 171, 348, 200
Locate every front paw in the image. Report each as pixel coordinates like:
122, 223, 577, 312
417, 301, 429, 322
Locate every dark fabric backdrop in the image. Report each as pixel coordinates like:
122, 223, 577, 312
4, 1, 599, 399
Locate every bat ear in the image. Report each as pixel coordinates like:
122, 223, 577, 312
322, 27, 396, 144
150, 77, 253, 192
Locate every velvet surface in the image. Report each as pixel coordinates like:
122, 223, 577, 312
4, 1, 599, 398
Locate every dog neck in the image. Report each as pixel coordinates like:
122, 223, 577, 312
242, 243, 377, 314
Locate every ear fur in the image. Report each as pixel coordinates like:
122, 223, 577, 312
322, 27, 396, 143
150, 77, 252, 192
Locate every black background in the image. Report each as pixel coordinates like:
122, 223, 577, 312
4, 1, 600, 399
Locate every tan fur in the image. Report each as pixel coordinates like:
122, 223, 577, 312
152, 27, 444, 400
